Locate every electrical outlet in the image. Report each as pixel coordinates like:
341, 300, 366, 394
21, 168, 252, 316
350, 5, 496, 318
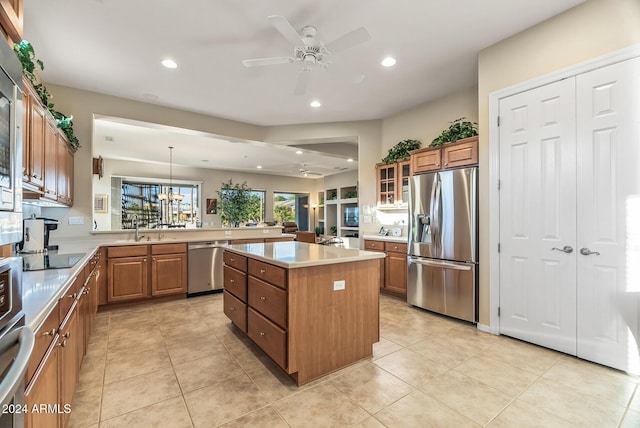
224, 230, 232, 235
333, 280, 345, 291
68, 216, 84, 225
263, 229, 269, 234
363, 215, 372, 223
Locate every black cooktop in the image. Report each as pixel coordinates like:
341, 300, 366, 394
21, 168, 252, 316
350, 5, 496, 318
22, 252, 86, 272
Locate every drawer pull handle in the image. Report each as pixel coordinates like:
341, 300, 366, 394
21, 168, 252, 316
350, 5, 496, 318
67, 293, 77, 299
58, 340, 67, 348
230, 258, 235, 262
229, 307, 235, 311
260, 296, 266, 301
260, 332, 265, 337
43, 328, 56, 336
260, 269, 266, 274
63, 332, 70, 339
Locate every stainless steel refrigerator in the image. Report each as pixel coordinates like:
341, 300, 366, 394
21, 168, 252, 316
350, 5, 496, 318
407, 167, 478, 322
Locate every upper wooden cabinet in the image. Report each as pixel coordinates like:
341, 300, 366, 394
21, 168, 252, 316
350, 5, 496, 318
22, 77, 75, 206
411, 136, 478, 175
0, 0, 23, 44
376, 159, 411, 207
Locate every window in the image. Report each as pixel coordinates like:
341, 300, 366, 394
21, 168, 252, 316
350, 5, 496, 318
273, 192, 310, 230
118, 178, 201, 229
248, 190, 266, 223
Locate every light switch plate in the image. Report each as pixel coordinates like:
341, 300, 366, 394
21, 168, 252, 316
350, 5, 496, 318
333, 280, 345, 291
68, 216, 84, 225
363, 215, 372, 223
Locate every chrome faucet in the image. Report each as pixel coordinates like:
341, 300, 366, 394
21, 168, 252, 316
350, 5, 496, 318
132, 215, 145, 242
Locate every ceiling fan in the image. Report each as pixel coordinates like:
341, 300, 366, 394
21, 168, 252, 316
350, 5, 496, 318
299, 164, 322, 177
242, 15, 371, 95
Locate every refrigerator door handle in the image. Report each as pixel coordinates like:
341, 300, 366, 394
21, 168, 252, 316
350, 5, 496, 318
432, 176, 441, 251
409, 258, 472, 271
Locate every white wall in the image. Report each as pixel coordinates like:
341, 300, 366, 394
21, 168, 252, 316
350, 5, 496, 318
476, 0, 640, 325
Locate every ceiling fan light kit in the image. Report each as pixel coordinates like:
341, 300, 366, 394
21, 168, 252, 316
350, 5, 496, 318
242, 15, 371, 95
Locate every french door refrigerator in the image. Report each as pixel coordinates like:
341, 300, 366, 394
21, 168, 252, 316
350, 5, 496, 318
407, 167, 478, 322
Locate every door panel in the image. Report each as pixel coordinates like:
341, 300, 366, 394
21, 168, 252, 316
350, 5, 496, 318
438, 168, 477, 262
576, 57, 640, 373
499, 78, 578, 354
408, 173, 437, 257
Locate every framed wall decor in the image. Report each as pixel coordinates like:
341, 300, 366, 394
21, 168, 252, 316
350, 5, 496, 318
94, 194, 108, 213
206, 198, 217, 214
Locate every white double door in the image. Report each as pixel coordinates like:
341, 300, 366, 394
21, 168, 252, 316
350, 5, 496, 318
499, 57, 640, 373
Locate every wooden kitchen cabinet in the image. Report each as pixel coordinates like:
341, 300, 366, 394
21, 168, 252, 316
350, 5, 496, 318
43, 119, 58, 199
56, 133, 74, 206
25, 340, 60, 428
108, 255, 148, 302
151, 253, 187, 296
96, 249, 107, 306
58, 300, 80, 428
23, 78, 45, 191
0, 0, 23, 44
410, 136, 478, 175
106, 244, 187, 304
223, 249, 380, 385
375, 162, 397, 206
364, 239, 408, 299
385, 242, 408, 297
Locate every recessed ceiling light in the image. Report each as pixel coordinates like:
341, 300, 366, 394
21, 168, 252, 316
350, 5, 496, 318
295, 150, 303, 155
161, 59, 178, 69
310, 100, 321, 108
256, 165, 263, 169
381, 57, 397, 67
347, 158, 354, 162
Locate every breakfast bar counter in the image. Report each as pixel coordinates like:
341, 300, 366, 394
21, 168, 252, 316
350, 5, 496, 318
223, 242, 384, 385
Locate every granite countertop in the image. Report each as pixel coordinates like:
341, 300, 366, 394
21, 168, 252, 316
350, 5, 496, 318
225, 241, 384, 269
362, 234, 409, 243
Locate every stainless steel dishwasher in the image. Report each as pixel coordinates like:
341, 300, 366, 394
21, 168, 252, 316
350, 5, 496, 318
187, 240, 229, 296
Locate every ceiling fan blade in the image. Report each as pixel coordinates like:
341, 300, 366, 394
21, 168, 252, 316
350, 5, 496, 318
325, 27, 371, 54
326, 62, 365, 84
268, 15, 304, 46
294, 70, 311, 96
242, 57, 294, 67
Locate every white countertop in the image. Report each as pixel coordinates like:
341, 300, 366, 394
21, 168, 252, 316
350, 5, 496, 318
226, 241, 384, 268
362, 234, 409, 243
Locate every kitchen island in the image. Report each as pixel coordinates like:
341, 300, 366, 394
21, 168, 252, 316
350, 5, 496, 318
223, 241, 385, 385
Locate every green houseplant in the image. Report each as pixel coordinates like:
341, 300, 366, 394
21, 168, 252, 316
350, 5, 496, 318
382, 139, 421, 164
13, 40, 80, 150
217, 180, 254, 227
430, 117, 478, 147
314, 226, 323, 237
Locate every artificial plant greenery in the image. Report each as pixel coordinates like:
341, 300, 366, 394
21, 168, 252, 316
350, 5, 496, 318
217, 179, 254, 226
430, 117, 478, 147
13, 40, 80, 150
382, 139, 421, 164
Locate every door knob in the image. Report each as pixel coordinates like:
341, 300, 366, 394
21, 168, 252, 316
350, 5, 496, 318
580, 248, 600, 256
552, 246, 573, 254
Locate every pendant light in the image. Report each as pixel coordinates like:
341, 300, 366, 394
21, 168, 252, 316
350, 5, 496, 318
157, 146, 183, 201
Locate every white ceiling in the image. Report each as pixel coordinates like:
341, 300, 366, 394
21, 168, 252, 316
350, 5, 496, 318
93, 116, 357, 178
24, 0, 584, 127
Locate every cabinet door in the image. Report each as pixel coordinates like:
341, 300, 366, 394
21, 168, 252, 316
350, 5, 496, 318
97, 249, 107, 306
43, 119, 57, 199
108, 256, 148, 302
411, 148, 441, 174
442, 137, 478, 169
21, 78, 30, 181
364, 240, 385, 291
59, 301, 80, 428
0, 0, 23, 43
376, 163, 396, 205
151, 253, 187, 296
28, 96, 45, 189
397, 160, 411, 205
385, 252, 407, 298
66, 144, 74, 206
25, 342, 60, 428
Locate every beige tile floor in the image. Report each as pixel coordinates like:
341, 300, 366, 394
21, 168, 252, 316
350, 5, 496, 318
69, 293, 640, 427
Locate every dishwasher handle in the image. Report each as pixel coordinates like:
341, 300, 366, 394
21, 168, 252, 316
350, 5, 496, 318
188, 241, 229, 250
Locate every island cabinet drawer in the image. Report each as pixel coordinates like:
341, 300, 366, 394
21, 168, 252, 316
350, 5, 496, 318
151, 243, 187, 255
385, 242, 407, 254
223, 251, 247, 272
248, 308, 286, 369
108, 245, 148, 258
224, 265, 247, 302
248, 276, 287, 329
26, 305, 60, 385
223, 291, 247, 332
364, 240, 385, 251
248, 259, 287, 289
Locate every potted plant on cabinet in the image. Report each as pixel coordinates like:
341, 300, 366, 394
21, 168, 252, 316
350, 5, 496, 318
382, 139, 421, 164
429, 117, 478, 147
